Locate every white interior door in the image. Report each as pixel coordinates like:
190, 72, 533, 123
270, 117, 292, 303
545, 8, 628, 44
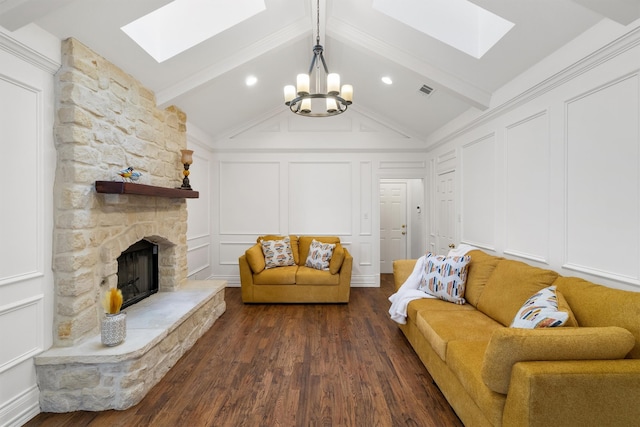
380, 181, 407, 274
436, 170, 456, 255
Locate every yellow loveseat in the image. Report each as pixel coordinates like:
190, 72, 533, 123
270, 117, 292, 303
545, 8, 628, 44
239, 235, 352, 303
393, 250, 640, 427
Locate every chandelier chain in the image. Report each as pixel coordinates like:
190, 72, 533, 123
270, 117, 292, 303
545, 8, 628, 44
316, 0, 320, 45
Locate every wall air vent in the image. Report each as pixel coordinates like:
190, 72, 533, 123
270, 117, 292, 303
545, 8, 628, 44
419, 84, 435, 97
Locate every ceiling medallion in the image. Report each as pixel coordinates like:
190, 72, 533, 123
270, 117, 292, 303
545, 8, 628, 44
283, 0, 353, 117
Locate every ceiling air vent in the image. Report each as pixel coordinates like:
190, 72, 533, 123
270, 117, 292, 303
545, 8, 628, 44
418, 84, 435, 97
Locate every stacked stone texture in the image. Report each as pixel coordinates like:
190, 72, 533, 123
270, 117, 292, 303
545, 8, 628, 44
38, 38, 227, 413
53, 37, 189, 347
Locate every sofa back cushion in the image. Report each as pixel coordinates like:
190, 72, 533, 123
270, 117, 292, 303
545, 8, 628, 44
555, 276, 640, 359
329, 243, 346, 274
464, 250, 503, 307
476, 260, 558, 326
246, 243, 266, 274
298, 236, 340, 267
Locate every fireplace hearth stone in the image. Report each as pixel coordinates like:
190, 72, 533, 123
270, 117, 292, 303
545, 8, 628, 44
35, 280, 226, 412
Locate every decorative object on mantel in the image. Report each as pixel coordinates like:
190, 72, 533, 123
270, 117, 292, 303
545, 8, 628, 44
101, 287, 126, 346
180, 149, 194, 190
283, 0, 353, 117
117, 166, 142, 182
95, 181, 199, 198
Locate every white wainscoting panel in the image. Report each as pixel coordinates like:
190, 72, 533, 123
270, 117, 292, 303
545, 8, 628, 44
186, 149, 210, 240
461, 134, 496, 249
219, 241, 254, 265
359, 241, 372, 266
219, 161, 280, 234
289, 162, 352, 235
0, 295, 43, 374
360, 162, 372, 236
186, 243, 210, 276
504, 111, 550, 263
565, 74, 640, 283
0, 77, 41, 286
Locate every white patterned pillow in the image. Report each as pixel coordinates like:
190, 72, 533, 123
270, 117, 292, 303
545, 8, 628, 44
418, 253, 471, 304
305, 239, 336, 271
261, 237, 296, 269
510, 286, 569, 329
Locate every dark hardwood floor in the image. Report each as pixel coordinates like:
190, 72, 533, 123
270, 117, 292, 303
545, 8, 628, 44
27, 275, 462, 427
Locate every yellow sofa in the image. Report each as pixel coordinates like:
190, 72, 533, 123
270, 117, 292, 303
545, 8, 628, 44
239, 235, 352, 303
393, 250, 640, 427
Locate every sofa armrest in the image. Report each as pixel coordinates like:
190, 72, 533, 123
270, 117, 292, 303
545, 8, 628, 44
238, 254, 255, 302
339, 248, 353, 287
482, 326, 635, 394
503, 359, 640, 427
392, 259, 418, 291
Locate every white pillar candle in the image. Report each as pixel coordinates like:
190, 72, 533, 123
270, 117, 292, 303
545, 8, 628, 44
301, 98, 311, 114
327, 73, 340, 95
326, 98, 337, 113
341, 84, 353, 103
284, 85, 296, 104
297, 74, 310, 95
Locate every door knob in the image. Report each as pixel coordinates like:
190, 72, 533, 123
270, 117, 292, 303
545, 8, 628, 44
402, 224, 406, 228
449, 243, 455, 249
402, 231, 406, 235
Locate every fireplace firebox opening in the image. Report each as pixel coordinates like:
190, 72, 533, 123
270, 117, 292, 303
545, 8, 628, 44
117, 239, 159, 309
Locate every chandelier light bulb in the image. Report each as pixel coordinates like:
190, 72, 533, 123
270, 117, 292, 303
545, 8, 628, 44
327, 73, 340, 95
296, 74, 310, 95
341, 85, 353, 104
284, 85, 296, 104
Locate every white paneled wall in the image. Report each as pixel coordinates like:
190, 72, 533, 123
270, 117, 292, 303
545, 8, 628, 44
0, 26, 59, 426
193, 110, 429, 287
428, 20, 640, 292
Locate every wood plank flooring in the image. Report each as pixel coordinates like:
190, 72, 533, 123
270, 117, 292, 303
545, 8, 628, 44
26, 275, 462, 427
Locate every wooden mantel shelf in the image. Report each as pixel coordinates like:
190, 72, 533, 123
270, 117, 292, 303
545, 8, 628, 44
95, 181, 199, 198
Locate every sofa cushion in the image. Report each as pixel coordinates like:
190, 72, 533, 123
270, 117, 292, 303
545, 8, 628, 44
447, 340, 506, 427
253, 265, 298, 285
329, 243, 345, 274
476, 260, 559, 326
296, 266, 340, 286
261, 236, 296, 269
305, 239, 336, 271
481, 326, 635, 394
510, 286, 569, 328
298, 236, 341, 266
246, 243, 266, 274
418, 253, 471, 305
416, 309, 503, 361
464, 250, 503, 307
406, 297, 476, 323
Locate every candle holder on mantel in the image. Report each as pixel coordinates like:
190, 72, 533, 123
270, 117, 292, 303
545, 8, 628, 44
180, 149, 194, 190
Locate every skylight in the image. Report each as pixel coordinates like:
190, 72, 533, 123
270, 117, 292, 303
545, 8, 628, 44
122, 0, 266, 63
372, 0, 514, 59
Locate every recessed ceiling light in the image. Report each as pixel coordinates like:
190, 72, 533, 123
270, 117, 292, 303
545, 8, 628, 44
245, 76, 258, 86
381, 76, 393, 85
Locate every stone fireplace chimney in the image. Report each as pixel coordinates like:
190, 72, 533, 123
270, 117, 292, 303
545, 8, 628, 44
35, 38, 226, 412
52, 38, 190, 347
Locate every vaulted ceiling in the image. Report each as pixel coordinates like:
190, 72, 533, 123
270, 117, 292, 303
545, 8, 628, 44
1, 0, 638, 143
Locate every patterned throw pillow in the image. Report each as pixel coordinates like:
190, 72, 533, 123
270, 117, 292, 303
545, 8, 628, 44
305, 239, 336, 271
261, 237, 296, 269
510, 285, 569, 328
418, 253, 471, 304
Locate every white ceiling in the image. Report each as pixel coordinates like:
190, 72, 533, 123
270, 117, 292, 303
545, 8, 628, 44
1, 0, 638, 142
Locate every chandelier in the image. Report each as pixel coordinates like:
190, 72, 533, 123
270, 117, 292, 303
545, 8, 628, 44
283, 0, 353, 117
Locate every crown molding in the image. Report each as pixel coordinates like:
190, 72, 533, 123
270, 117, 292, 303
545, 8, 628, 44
0, 29, 60, 74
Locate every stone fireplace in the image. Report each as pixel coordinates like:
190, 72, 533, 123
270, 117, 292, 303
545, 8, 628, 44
34, 38, 226, 412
